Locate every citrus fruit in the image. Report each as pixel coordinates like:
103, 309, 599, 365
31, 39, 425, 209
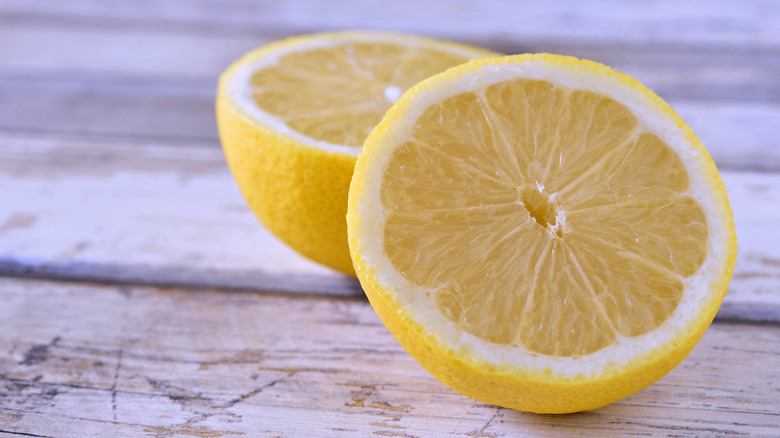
216, 31, 496, 274
347, 54, 737, 413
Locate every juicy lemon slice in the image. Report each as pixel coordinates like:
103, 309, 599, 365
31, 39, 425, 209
347, 54, 737, 413
216, 32, 495, 274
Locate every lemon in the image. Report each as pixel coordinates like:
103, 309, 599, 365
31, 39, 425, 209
347, 54, 737, 413
216, 32, 496, 274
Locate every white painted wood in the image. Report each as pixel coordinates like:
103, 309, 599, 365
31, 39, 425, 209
0, 0, 777, 435
673, 100, 780, 172
0, 23, 269, 80
0, 0, 778, 434
2, 22, 778, 103
719, 171, 780, 321
0, 133, 354, 294
1, 133, 778, 320
2, 0, 779, 49
1, 75, 779, 170
1, 22, 778, 170
0, 278, 778, 437
0, 74, 219, 142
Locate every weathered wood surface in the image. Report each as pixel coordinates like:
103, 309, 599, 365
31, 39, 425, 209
3, 21, 779, 103
3, 0, 779, 48
1, 0, 779, 436
1, 278, 779, 438
2, 74, 779, 170
2, 21, 780, 170
0, 133, 360, 296
1, 133, 779, 320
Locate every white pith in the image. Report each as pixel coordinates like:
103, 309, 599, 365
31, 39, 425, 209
352, 58, 732, 377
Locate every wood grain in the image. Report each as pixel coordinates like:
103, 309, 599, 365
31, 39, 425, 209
1, 277, 778, 437
0, 23, 268, 80
3, 0, 779, 49
1, 133, 778, 320
1, 1, 778, 436
3, 22, 779, 104
0, 73, 218, 143
0, 133, 356, 295
1, 73, 779, 171
2, 18, 779, 171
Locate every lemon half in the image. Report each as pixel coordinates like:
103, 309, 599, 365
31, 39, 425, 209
347, 54, 737, 413
217, 32, 496, 274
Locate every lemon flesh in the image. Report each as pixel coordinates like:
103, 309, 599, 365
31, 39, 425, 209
250, 42, 474, 147
382, 79, 708, 356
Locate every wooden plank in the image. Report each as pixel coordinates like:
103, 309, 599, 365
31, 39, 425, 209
1, 22, 778, 169
0, 74, 218, 143
0, 133, 778, 321
0, 133, 358, 296
2, 0, 779, 49
0, 23, 268, 80
672, 100, 780, 172
0, 277, 778, 437
2, 22, 779, 103
1, 73, 779, 170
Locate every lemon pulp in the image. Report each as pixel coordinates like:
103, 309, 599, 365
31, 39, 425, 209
380, 78, 708, 357
249, 42, 474, 147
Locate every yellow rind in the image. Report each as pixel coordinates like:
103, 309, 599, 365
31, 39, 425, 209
218, 94, 357, 273
347, 53, 737, 413
353, 249, 729, 413
217, 31, 497, 275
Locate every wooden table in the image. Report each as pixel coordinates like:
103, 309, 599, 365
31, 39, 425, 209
2, 1, 779, 436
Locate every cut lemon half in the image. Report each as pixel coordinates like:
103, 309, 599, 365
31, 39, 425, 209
347, 54, 737, 413
216, 32, 496, 274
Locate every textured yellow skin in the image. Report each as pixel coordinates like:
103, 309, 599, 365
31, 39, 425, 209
216, 32, 496, 275
347, 54, 738, 413
218, 98, 357, 274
